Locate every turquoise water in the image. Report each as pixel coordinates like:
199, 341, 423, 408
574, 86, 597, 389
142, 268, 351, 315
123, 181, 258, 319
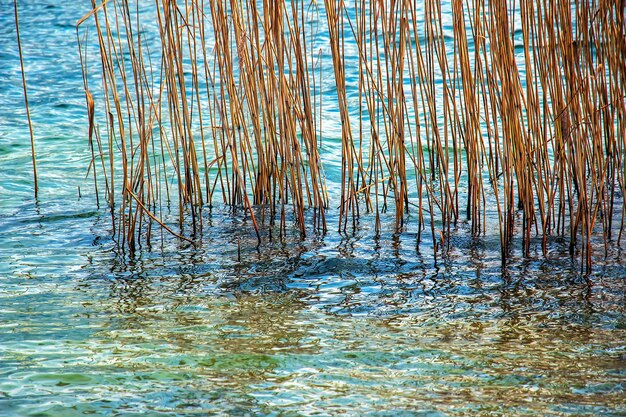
1, 1, 625, 416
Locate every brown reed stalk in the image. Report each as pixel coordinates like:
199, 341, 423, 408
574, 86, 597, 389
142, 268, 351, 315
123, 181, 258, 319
14, 0, 38, 199
324, 0, 359, 231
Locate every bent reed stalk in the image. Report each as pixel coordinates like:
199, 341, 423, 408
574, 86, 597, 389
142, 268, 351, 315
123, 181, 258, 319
77, 0, 625, 271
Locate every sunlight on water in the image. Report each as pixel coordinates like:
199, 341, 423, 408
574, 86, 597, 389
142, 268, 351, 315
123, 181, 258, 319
0, 1, 624, 416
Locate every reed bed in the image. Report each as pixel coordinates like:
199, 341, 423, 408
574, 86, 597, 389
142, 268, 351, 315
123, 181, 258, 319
76, 0, 625, 271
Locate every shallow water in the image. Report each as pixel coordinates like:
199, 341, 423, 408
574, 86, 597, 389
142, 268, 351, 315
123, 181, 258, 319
1, 1, 625, 416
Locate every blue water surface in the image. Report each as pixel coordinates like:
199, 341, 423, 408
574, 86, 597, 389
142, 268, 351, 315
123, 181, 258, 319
0, 1, 624, 416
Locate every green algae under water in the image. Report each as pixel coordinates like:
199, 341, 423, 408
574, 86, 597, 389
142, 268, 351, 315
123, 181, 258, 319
1, 1, 625, 416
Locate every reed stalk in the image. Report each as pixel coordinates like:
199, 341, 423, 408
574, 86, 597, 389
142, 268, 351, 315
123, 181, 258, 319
14, 0, 38, 199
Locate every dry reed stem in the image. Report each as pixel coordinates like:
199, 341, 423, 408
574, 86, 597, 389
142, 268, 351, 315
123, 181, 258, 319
14, 0, 38, 199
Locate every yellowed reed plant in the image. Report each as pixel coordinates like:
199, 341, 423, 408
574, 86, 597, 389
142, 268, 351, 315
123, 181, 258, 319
78, 0, 625, 271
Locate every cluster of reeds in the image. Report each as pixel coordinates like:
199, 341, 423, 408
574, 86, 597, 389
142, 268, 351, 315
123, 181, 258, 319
77, 0, 329, 251
77, 0, 625, 271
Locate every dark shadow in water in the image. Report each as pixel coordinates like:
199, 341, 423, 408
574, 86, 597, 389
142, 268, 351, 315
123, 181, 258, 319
82, 206, 626, 336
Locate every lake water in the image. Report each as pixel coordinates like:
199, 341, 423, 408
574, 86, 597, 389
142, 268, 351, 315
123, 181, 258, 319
1, 1, 625, 416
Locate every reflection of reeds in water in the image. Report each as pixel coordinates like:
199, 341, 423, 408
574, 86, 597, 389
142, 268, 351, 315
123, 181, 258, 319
77, 0, 625, 271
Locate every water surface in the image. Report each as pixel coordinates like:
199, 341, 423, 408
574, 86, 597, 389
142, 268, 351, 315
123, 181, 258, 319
1, 1, 625, 416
